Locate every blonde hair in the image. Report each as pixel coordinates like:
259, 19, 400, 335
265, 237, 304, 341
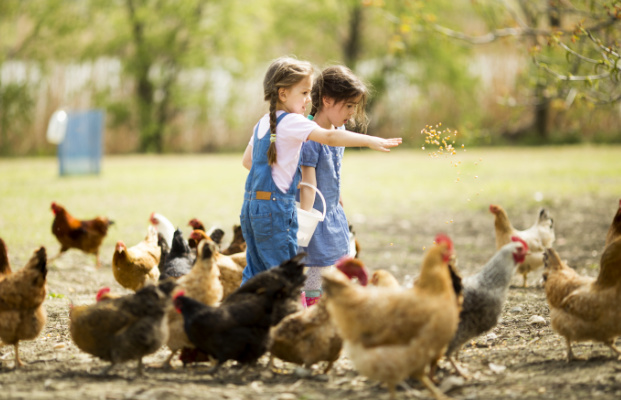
263, 57, 314, 166
310, 65, 369, 134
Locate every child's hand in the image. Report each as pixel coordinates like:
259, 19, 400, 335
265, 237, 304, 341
369, 137, 402, 152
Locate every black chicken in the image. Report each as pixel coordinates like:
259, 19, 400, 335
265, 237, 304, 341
174, 253, 306, 370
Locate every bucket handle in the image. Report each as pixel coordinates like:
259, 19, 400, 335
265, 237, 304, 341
298, 182, 327, 221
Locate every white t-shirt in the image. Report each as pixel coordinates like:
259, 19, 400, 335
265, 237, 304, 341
249, 111, 317, 193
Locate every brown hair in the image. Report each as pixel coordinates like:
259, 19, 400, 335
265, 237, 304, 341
263, 57, 313, 166
310, 65, 369, 133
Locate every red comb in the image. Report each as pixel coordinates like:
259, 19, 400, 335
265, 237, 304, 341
96, 287, 111, 302
434, 234, 453, 250
173, 290, 185, 300
511, 236, 529, 251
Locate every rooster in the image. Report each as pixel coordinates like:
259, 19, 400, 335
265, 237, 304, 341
0, 247, 48, 368
112, 226, 161, 291
489, 204, 555, 287
446, 237, 528, 377
542, 241, 621, 361
50, 202, 114, 268
322, 235, 459, 400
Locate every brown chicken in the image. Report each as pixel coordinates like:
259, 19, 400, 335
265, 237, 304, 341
322, 235, 459, 400
69, 279, 176, 375
220, 225, 247, 255
490, 204, 555, 287
0, 247, 48, 368
163, 238, 223, 367
370, 269, 400, 288
50, 202, 114, 268
268, 260, 369, 374
189, 230, 244, 298
0, 238, 12, 279
112, 226, 161, 291
605, 198, 621, 246
543, 238, 621, 361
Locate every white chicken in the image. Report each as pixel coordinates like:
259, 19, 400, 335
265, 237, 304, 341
489, 204, 555, 287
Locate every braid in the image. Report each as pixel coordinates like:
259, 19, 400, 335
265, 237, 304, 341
267, 93, 278, 166
310, 74, 323, 117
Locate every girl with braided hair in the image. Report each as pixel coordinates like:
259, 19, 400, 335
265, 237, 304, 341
240, 57, 401, 284
297, 65, 369, 306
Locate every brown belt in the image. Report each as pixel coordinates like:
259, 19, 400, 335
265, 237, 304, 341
255, 191, 272, 200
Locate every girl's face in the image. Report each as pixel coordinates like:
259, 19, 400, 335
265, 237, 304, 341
278, 76, 313, 115
323, 95, 361, 129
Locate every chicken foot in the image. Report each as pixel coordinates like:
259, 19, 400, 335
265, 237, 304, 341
162, 349, 179, 369
447, 356, 471, 380
419, 374, 452, 400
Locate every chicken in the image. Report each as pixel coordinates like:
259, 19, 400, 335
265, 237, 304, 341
159, 229, 193, 280
112, 226, 161, 291
50, 202, 114, 268
322, 235, 458, 400
489, 204, 555, 287
0, 238, 12, 279
187, 218, 225, 248
150, 212, 175, 248
542, 239, 621, 361
445, 237, 529, 377
189, 229, 244, 298
269, 260, 370, 374
0, 247, 48, 368
221, 225, 246, 255
69, 279, 176, 375
174, 254, 306, 371
370, 269, 400, 288
163, 238, 223, 367
605, 198, 621, 246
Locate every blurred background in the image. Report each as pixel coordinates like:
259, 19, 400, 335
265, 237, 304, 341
1, 0, 620, 156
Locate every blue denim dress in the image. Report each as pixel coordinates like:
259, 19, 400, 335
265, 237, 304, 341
298, 140, 350, 266
240, 113, 301, 284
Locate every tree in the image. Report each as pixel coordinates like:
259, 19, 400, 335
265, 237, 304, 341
403, 0, 621, 141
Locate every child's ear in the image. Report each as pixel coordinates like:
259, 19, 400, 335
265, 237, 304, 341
322, 96, 334, 108
278, 88, 287, 103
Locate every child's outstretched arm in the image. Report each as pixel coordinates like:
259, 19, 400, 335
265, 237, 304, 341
307, 127, 402, 151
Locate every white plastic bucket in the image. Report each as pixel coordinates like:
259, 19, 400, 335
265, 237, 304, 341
296, 182, 327, 246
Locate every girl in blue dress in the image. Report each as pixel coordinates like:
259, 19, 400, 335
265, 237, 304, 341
298, 65, 369, 306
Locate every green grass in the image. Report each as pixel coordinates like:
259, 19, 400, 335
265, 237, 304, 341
0, 145, 619, 263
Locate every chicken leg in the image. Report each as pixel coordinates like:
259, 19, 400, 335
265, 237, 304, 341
420, 374, 452, 400
14, 342, 23, 368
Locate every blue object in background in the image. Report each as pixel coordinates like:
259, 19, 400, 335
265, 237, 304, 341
57, 110, 105, 176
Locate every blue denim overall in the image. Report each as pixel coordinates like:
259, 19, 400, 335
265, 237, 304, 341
240, 113, 301, 284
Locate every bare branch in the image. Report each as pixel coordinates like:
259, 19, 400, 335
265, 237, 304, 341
533, 57, 611, 81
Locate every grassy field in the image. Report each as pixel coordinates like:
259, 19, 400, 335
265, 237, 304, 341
0, 145, 619, 263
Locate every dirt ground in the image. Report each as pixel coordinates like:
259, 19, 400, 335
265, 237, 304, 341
1, 195, 620, 400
